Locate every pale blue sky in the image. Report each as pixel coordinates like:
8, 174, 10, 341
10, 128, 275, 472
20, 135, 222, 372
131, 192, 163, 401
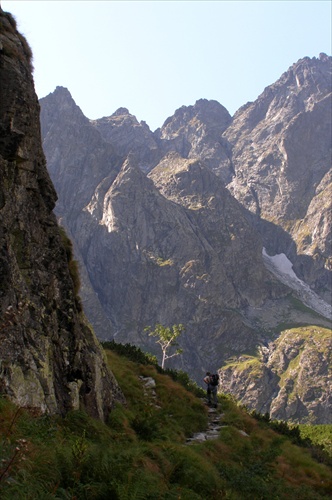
2, 1, 331, 131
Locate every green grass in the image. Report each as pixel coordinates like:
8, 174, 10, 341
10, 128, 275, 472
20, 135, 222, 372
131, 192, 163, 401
0, 348, 331, 499
299, 425, 332, 459
223, 355, 264, 380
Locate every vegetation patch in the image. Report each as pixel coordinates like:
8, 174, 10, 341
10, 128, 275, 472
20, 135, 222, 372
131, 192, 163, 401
299, 425, 332, 459
144, 251, 174, 267
275, 325, 331, 349
1, 11, 33, 71
223, 355, 264, 379
0, 346, 331, 499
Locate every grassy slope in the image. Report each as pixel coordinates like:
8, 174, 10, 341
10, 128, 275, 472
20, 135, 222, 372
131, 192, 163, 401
0, 347, 331, 499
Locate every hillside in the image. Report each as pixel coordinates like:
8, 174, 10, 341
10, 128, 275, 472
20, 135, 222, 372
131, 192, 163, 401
0, 344, 331, 499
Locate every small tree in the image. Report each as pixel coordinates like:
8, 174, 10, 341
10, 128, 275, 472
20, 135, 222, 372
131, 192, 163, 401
145, 323, 184, 369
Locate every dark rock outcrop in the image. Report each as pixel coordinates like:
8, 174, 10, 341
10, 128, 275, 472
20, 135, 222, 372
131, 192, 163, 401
0, 9, 124, 419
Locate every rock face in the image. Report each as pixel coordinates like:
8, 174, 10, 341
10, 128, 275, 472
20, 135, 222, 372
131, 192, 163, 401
225, 54, 332, 299
219, 326, 331, 424
39, 50, 331, 423
92, 108, 160, 174
0, 9, 124, 419
40, 86, 123, 340
155, 99, 233, 183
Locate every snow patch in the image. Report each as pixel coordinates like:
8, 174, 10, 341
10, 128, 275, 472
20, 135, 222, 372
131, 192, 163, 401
262, 248, 332, 321
263, 249, 299, 280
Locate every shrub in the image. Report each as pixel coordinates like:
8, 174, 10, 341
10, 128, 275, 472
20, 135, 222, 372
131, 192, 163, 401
103, 340, 158, 366
163, 368, 205, 398
251, 410, 332, 466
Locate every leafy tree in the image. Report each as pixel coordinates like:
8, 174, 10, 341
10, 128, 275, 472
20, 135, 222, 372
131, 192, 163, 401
145, 323, 184, 369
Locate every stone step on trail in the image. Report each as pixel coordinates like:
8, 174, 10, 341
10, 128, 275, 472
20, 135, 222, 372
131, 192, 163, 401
186, 403, 226, 444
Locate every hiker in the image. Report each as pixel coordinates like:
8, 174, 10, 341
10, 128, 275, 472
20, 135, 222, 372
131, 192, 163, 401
203, 371, 219, 407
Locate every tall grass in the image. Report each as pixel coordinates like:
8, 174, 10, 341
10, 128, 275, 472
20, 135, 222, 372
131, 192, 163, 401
0, 348, 331, 499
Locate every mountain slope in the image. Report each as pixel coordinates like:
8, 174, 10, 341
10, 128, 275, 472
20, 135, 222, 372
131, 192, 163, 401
39, 54, 331, 423
220, 326, 332, 424
0, 344, 331, 499
225, 54, 332, 297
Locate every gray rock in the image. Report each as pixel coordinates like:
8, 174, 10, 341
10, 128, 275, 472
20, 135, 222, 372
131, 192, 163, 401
225, 55, 332, 296
140, 376, 156, 389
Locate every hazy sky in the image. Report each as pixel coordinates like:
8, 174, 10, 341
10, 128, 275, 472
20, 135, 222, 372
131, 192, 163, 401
2, 1, 331, 131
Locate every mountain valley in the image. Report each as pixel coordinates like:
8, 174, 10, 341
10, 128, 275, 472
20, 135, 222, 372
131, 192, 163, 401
39, 54, 331, 423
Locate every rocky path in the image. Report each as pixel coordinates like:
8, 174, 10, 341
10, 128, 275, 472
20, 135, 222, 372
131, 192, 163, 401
139, 376, 230, 445
186, 402, 225, 444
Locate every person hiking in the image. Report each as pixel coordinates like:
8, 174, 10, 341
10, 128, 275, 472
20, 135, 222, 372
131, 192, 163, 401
203, 371, 219, 407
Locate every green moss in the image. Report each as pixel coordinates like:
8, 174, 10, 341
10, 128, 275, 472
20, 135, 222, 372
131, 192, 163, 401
223, 355, 264, 379
156, 257, 174, 267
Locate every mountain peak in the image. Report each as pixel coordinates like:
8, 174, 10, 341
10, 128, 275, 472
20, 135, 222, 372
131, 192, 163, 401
45, 86, 77, 108
40, 86, 86, 131
112, 107, 130, 116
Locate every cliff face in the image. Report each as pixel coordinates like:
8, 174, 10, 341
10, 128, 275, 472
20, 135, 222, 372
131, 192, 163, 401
40, 86, 124, 340
225, 54, 332, 298
0, 10, 124, 419
78, 153, 291, 376
219, 326, 331, 424
226, 54, 331, 220
39, 51, 331, 422
155, 99, 233, 183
